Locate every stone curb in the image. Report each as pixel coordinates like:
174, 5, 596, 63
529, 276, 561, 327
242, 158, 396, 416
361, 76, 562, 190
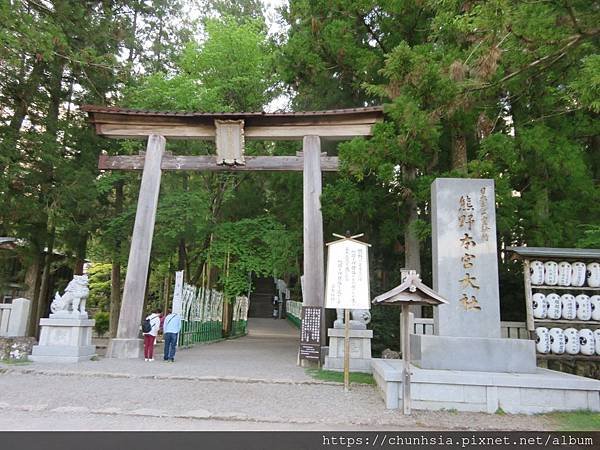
0, 366, 373, 387
0, 401, 398, 427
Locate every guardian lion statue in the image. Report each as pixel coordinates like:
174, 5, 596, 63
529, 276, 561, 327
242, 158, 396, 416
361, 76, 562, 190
333, 308, 371, 329
50, 275, 89, 316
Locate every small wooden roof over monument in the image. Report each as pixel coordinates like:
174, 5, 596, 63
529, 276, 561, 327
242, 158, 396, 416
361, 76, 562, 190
372, 271, 448, 306
82, 105, 384, 140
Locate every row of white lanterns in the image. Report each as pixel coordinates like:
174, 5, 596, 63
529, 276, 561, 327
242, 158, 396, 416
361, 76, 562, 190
536, 327, 599, 356
530, 261, 600, 287
532, 293, 600, 321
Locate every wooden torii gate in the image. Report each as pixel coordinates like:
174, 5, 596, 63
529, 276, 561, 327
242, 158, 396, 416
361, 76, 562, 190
83, 105, 383, 359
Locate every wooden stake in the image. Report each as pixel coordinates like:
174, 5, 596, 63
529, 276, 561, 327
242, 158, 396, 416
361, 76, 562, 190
401, 304, 411, 415
344, 308, 350, 392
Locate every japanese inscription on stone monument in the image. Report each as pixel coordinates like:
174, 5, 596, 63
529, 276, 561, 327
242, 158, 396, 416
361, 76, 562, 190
432, 178, 501, 338
457, 194, 481, 311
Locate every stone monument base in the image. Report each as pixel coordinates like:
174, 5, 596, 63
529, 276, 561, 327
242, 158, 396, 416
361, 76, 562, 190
30, 317, 96, 363
324, 328, 373, 373
373, 358, 600, 414
410, 334, 536, 373
106, 338, 143, 359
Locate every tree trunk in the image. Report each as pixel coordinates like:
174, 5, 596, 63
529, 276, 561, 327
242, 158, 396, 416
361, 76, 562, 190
178, 238, 187, 273
403, 167, 421, 318
73, 235, 87, 275
403, 167, 421, 274
24, 252, 42, 336
110, 261, 121, 338
109, 180, 124, 338
34, 229, 55, 337
451, 130, 468, 172
9, 60, 44, 133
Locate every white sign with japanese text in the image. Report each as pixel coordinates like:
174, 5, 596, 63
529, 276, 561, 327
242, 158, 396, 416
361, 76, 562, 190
325, 239, 370, 310
172, 270, 184, 315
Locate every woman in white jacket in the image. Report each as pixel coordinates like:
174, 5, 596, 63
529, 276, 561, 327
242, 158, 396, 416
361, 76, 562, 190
143, 309, 162, 361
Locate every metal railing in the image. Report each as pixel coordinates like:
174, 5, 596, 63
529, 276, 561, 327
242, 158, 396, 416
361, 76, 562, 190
286, 300, 302, 327
179, 285, 223, 347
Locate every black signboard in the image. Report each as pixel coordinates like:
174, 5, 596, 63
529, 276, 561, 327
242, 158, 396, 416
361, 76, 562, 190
299, 306, 321, 360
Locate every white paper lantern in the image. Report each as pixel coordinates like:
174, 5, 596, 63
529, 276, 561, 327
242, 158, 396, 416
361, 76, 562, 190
557, 261, 572, 286
546, 293, 562, 319
564, 328, 580, 355
591, 295, 600, 321
532, 293, 547, 319
579, 329, 595, 356
535, 327, 550, 354
594, 330, 600, 356
575, 294, 591, 321
544, 261, 558, 286
549, 328, 565, 354
561, 294, 576, 320
530, 260, 545, 285
571, 262, 586, 287
587, 262, 600, 288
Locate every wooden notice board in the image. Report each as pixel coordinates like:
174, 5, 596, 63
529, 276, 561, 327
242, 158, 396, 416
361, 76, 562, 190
299, 306, 322, 360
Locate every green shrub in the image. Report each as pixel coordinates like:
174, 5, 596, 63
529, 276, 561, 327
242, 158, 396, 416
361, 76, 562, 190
94, 311, 110, 337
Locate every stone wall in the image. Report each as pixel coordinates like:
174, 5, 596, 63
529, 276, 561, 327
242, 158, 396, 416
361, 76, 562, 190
0, 337, 37, 361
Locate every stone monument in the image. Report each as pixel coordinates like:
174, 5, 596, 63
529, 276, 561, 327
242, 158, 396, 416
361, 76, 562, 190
410, 178, 536, 373
371, 178, 600, 414
30, 275, 96, 363
325, 308, 373, 373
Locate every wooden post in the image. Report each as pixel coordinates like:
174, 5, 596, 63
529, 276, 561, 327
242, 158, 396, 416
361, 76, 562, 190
344, 308, 350, 392
108, 135, 165, 359
302, 136, 325, 345
401, 303, 411, 415
523, 259, 535, 338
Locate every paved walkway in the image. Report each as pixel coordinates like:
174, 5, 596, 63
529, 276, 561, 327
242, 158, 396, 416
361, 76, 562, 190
9, 318, 310, 382
0, 319, 553, 430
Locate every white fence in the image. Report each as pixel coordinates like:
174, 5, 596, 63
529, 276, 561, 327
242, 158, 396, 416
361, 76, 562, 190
413, 318, 528, 339
286, 302, 528, 340
286, 300, 302, 322
0, 298, 31, 337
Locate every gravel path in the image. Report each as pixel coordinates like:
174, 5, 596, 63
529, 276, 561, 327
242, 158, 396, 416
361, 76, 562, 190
0, 372, 551, 430
0, 319, 553, 431
9, 319, 311, 382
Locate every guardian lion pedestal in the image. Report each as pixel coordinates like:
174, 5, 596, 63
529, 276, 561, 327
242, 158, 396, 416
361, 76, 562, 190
324, 309, 373, 373
30, 275, 96, 363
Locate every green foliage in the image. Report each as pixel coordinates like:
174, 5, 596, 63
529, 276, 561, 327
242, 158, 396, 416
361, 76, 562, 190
87, 263, 111, 312
125, 17, 277, 112
94, 311, 110, 337
570, 55, 600, 113
546, 410, 600, 431
305, 368, 374, 385
208, 217, 300, 298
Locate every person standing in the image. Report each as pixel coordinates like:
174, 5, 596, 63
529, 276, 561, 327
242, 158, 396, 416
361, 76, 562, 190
163, 308, 181, 362
143, 308, 161, 361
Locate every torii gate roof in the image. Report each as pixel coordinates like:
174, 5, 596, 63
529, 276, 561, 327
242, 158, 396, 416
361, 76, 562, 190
82, 105, 384, 141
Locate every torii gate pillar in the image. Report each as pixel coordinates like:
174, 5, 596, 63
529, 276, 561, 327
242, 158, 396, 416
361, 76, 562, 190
302, 136, 325, 346
107, 135, 165, 359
